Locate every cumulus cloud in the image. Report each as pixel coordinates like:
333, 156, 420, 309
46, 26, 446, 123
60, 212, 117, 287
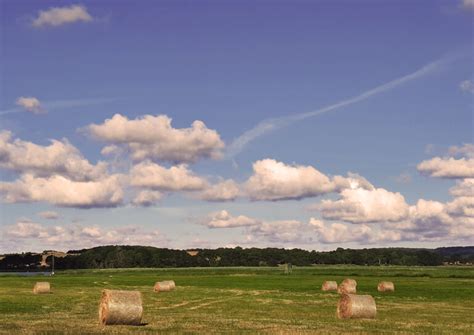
196, 179, 240, 202
2, 220, 168, 252
249, 220, 308, 243
244, 159, 372, 201
448, 143, 474, 158
32, 4, 93, 27
37, 211, 60, 220
446, 196, 474, 218
131, 190, 163, 207
315, 187, 409, 223
0, 174, 124, 208
417, 157, 474, 179
418, 144, 474, 179
16, 97, 45, 114
87, 114, 224, 163
0, 131, 107, 181
449, 178, 474, 197
4, 219, 49, 239
310, 218, 376, 244
130, 161, 207, 192
203, 210, 261, 228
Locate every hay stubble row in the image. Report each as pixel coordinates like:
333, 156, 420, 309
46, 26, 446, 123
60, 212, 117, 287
29, 276, 395, 328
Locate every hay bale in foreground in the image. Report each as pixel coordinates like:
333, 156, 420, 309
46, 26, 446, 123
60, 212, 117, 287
153, 281, 172, 292
322, 281, 338, 291
377, 281, 395, 292
33, 282, 50, 294
99, 289, 143, 326
337, 279, 357, 294
337, 294, 376, 319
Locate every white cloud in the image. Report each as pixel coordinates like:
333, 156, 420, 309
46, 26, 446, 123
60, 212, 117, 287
316, 187, 409, 223
309, 218, 377, 244
16, 97, 45, 114
446, 196, 474, 218
448, 143, 474, 158
249, 220, 308, 243
2, 221, 168, 252
449, 178, 474, 197
203, 210, 260, 228
459, 80, 474, 93
32, 4, 93, 27
0, 174, 124, 208
403, 199, 453, 238
4, 219, 49, 239
131, 190, 163, 207
417, 157, 474, 179
37, 211, 59, 220
196, 179, 240, 202
244, 159, 371, 201
130, 161, 207, 192
0, 130, 107, 181
461, 0, 474, 11
87, 114, 224, 163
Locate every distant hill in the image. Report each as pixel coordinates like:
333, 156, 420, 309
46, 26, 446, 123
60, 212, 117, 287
1, 245, 472, 271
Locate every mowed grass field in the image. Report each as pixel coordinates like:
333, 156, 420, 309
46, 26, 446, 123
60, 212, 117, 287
1, 266, 473, 334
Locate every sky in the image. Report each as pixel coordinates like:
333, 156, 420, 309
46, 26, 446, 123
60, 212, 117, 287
0, 0, 473, 253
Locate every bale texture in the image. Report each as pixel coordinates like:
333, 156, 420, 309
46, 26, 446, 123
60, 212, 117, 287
153, 281, 172, 292
337, 279, 357, 294
99, 289, 143, 326
321, 281, 338, 291
337, 294, 376, 319
377, 281, 395, 292
162, 280, 176, 290
342, 278, 357, 287
33, 282, 50, 294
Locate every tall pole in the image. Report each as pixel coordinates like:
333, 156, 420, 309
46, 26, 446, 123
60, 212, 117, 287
52, 254, 55, 276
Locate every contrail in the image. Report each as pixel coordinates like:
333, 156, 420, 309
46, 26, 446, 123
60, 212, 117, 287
226, 54, 460, 158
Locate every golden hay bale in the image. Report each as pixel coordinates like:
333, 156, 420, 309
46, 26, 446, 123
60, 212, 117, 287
162, 280, 176, 290
342, 278, 357, 287
153, 281, 172, 292
337, 294, 377, 319
377, 281, 395, 292
99, 289, 143, 326
321, 281, 338, 291
33, 282, 51, 294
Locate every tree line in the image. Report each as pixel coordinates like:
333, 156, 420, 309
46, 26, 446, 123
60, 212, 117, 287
1, 245, 473, 271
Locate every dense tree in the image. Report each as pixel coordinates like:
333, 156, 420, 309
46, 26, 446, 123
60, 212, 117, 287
1, 246, 473, 271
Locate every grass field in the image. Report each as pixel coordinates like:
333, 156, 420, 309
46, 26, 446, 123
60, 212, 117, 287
1, 266, 473, 334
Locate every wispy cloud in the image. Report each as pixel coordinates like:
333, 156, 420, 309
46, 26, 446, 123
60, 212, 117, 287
226, 54, 462, 158
0, 97, 116, 116
32, 4, 93, 28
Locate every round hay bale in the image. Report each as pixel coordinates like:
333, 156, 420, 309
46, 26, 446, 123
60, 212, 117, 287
153, 281, 172, 292
337, 294, 376, 319
377, 281, 395, 292
162, 280, 176, 290
99, 289, 143, 326
342, 278, 357, 287
321, 281, 338, 291
337, 279, 357, 294
33, 282, 50, 294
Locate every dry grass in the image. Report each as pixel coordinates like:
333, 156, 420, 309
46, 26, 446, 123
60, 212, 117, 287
0, 266, 473, 334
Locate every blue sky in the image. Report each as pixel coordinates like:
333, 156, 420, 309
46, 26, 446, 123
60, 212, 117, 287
0, 0, 473, 253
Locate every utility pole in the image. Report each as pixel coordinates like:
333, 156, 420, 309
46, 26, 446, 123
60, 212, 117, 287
51, 253, 55, 276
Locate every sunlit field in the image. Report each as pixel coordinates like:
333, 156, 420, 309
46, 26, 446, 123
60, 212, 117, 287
1, 266, 473, 334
